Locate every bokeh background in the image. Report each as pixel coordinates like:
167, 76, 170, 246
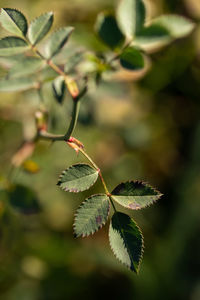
0, 0, 200, 299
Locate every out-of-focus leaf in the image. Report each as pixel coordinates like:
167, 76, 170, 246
116, 0, 146, 38
8, 57, 44, 78
8, 184, 40, 214
57, 164, 99, 193
74, 194, 110, 237
12, 141, 36, 167
52, 76, 65, 104
22, 160, 40, 174
120, 46, 144, 70
111, 181, 162, 210
109, 212, 143, 273
28, 12, 54, 45
0, 77, 37, 91
0, 8, 28, 37
64, 51, 84, 73
151, 15, 195, 39
0, 37, 29, 56
45, 27, 74, 59
95, 12, 124, 49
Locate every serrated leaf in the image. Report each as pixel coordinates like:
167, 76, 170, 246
8, 57, 44, 78
151, 15, 195, 39
111, 181, 162, 210
120, 46, 144, 70
0, 77, 37, 91
52, 75, 65, 104
0, 37, 29, 56
109, 212, 143, 273
45, 27, 74, 59
95, 12, 124, 49
0, 8, 28, 37
116, 0, 146, 39
57, 163, 99, 193
74, 194, 110, 237
28, 12, 54, 45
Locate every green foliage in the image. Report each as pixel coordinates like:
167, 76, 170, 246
52, 76, 66, 104
0, 8, 28, 37
0, 77, 36, 91
74, 194, 110, 237
0, 37, 28, 56
109, 212, 143, 273
120, 46, 144, 70
8, 57, 44, 78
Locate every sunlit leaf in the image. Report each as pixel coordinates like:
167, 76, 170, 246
0, 77, 37, 91
57, 163, 99, 193
120, 46, 144, 70
0, 37, 29, 56
28, 12, 54, 45
52, 76, 65, 104
112, 181, 162, 210
0, 8, 28, 37
8, 57, 44, 78
116, 0, 146, 38
74, 194, 110, 237
95, 12, 124, 48
109, 212, 143, 273
45, 27, 74, 59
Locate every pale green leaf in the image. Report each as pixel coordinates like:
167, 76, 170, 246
28, 12, 54, 45
0, 77, 37, 91
64, 50, 83, 73
45, 27, 74, 59
0, 8, 28, 37
8, 57, 44, 78
116, 0, 146, 38
109, 212, 144, 273
151, 15, 195, 39
52, 76, 65, 104
112, 181, 162, 210
120, 46, 144, 70
0, 37, 29, 56
74, 194, 110, 237
57, 163, 99, 192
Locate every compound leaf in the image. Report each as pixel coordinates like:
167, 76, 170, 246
112, 181, 162, 210
0, 37, 29, 56
74, 194, 110, 237
28, 12, 54, 45
0, 77, 37, 92
57, 163, 99, 193
0, 8, 28, 37
109, 212, 143, 273
95, 12, 124, 49
120, 46, 144, 70
45, 27, 74, 59
116, 0, 146, 38
8, 56, 44, 78
52, 75, 65, 104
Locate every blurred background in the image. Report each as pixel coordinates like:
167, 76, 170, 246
0, 0, 200, 299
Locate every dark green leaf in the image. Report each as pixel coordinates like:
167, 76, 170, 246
116, 0, 146, 38
8, 57, 44, 78
95, 12, 124, 49
28, 12, 54, 45
109, 212, 143, 273
0, 37, 29, 56
0, 77, 37, 91
0, 8, 28, 36
74, 194, 110, 237
112, 181, 162, 210
120, 46, 144, 70
52, 76, 66, 104
45, 27, 74, 59
57, 163, 99, 192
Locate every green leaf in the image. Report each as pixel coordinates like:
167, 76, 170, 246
116, 0, 146, 38
111, 181, 162, 210
8, 57, 44, 78
28, 12, 54, 45
57, 163, 99, 193
52, 76, 66, 104
120, 46, 144, 70
74, 194, 110, 237
0, 8, 28, 37
151, 15, 195, 39
134, 24, 171, 50
0, 37, 29, 56
8, 184, 40, 214
64, 50, 83, 73
95, 12, 124, 49
45, 27, 74, 59
0, 77, 37, 92
109, 212, 143, 273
